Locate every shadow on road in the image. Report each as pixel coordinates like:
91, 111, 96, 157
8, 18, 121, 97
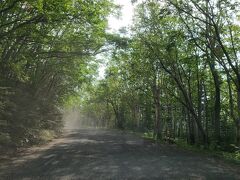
1, 129, 240, 180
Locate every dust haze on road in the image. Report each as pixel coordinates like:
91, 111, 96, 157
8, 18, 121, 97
0, 128, 240, 180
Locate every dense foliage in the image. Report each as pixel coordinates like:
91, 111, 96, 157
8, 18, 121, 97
0, 0, 114, 147
80, 0, 240, 154
1, 0, 240, 157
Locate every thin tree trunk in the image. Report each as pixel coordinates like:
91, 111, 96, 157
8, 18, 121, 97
203, 82, 209, 140
209, 61, 221, 143
237, 87, 240, 145
187, 110, 195, 145
205, 0, 221, 143
155, 88, 162, 140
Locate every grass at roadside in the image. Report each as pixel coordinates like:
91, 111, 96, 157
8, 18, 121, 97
0, 129, 60, 157
174, 139, 240, 165
141, 131, 240, 165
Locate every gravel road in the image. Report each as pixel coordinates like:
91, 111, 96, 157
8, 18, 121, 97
0, 128, 239, 180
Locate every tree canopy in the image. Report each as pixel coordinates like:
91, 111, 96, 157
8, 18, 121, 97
78, 0, 240, 153
1, 0, 240, 158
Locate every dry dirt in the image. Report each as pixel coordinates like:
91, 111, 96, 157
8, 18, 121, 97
0, 128, 240, 180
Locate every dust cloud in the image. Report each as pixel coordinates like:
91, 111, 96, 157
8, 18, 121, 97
62, 108, 84, 130
62, 108, 98, 130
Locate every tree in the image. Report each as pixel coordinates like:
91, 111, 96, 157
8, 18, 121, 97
0, 0, 114, 146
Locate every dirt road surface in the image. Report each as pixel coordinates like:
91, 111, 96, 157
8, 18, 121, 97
0, 128, 239, 180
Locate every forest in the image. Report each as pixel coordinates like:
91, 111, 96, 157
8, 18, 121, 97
1, 0, 240, 160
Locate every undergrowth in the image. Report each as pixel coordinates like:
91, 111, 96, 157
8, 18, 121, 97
141, 131, 240, 165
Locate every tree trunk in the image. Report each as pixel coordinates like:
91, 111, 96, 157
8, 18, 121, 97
187, 110, 195, 145
209, 62, 221, 143
237, 88, 240, 145
155, 92, 162, 140
203, 82, 209, 140
204, 0, 221, 144
153, 85, 162, 140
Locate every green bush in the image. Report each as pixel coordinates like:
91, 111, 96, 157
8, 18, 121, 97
38, 130, 56, 143
143, 131, 154, 139
0, 133, 11, 145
